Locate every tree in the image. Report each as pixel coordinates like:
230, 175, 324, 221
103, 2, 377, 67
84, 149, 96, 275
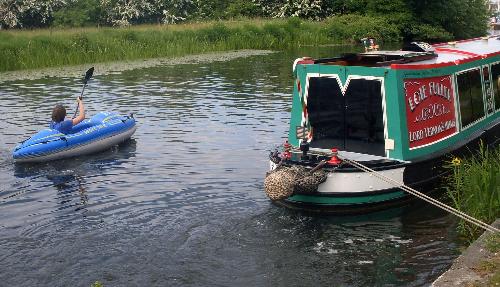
226, 0, 261, 18
52, 0, 103, 27
0, 0, 69, 28
0, 0, 489, 41
99, 0, 157, 26
405, 0, 488, 40
253, 0, 329, 20
97, 0, 195, 26
324, 0, 368, 15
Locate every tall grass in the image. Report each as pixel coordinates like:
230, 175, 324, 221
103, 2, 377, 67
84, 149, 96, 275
0, 16, 416, 72
0, 18, 335, 72
446, 143, 500, 241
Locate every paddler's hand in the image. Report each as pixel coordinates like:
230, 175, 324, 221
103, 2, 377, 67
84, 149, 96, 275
72, 96, 86, 125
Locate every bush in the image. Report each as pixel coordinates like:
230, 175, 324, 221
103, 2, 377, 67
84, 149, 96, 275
72, 33, 91, 51
226, 1, 262, 18
198, 23, 231, 43
52, 0, 103, 27
324, 14, 401, 43
406, 23, 453, 43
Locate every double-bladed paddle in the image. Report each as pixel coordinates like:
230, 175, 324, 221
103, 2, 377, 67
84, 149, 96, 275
73, 67, 94, 118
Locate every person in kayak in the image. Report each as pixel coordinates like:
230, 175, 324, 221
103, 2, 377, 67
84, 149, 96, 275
50, 97, 85, 134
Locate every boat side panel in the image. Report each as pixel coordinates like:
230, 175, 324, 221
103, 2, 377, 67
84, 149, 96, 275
292, 56, 500, 161
395, 55, 500, 161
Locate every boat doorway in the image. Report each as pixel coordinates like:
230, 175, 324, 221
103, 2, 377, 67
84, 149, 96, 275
306, 76, 386, 156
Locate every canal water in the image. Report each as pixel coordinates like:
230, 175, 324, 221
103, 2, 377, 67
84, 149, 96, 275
0, 47, 461, 286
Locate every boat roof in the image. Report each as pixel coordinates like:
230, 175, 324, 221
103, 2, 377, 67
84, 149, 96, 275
399, 36, 500, 69
304, 36, 500, 70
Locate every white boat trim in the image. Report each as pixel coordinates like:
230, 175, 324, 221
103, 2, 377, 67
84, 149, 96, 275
317, 166, 405, 194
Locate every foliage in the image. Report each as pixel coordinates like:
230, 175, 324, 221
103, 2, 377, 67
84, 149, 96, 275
52, 0, 103, 27
485, 233, 500, 253
191, 0, 226, 19
324, 0, 367, 15
475, 255, 500, 287
226, 1, 262, 19
0, 0, 69, 28
365, 0, 409, 16
99, 0, 161, 26
489, 270, 500, 287
445, 143, 500, 242
405, 23, 453, 42
324, 14, 402, 43
406, 0, 489, 40
191, 0, 261, 19
0, 0, 198, 27
0, 0, 491, 42
0, 19, 334, 72
253, 0, 328, 20
158, 0, 195, 24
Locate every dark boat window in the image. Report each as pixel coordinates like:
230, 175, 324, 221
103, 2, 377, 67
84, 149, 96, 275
307, 77, 385, 156
345, 79, 385, 155
307, 77, 344, 145
456, 69, 485, 127
491, 63, 500, 111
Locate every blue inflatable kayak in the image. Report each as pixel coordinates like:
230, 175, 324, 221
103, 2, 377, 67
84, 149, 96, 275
13, 112, 137, 163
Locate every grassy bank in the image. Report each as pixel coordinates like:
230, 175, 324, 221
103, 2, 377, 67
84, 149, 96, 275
446, 143, 500, 241
0, 18, 323, 72
0, 16, 415, 72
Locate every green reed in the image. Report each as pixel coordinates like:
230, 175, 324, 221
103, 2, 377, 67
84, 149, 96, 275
0, 18, 338, 72
446, 142, 500, 241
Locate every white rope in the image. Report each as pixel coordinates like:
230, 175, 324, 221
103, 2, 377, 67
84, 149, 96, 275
340, 157, 499, 233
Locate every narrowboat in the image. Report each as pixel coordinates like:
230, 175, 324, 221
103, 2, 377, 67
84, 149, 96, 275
266, 37, 500, 213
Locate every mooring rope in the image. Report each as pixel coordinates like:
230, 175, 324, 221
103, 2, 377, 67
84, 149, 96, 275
340, 156, 499, 233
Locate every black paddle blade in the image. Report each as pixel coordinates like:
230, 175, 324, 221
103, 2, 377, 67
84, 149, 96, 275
84, 67, 94, 84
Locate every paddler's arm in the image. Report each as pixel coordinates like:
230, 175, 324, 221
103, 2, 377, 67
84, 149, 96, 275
72, 97, 86, 125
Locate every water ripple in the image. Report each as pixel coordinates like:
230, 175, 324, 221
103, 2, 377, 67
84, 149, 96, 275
0, 48, 461, 287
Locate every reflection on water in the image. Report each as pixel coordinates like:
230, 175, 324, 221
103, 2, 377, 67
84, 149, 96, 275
0, 48, 460, 286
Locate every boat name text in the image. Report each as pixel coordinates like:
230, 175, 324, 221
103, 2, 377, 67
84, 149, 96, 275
407, 81, 451, 112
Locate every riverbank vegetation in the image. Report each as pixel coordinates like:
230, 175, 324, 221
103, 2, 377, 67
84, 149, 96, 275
1, 0, 489, 42
0, 15, 439, 72
0, 19, 329, 71
0, 0, 490, 72
446, 144, 500, 242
